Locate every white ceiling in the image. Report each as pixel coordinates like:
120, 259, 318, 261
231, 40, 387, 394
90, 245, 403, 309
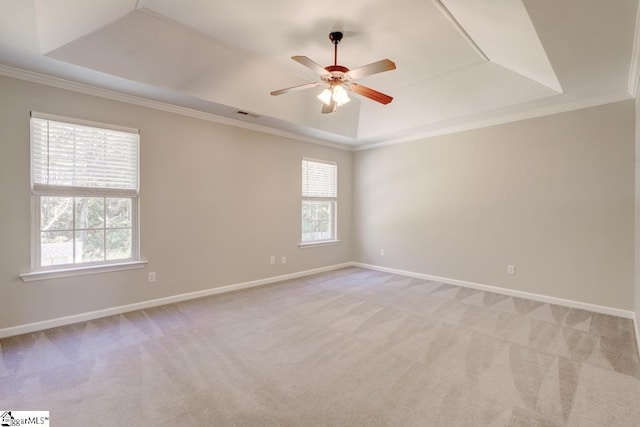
0, 0, 638, 149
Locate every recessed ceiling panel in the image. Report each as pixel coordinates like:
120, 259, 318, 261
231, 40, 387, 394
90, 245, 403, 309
0, 1, 39, 52
140, 0, 485, 89
356, 61, 560, 140
521, 0, 637, 96
34, 0, 136, 53
46, 11, 360, 139
441, 0, 562, 93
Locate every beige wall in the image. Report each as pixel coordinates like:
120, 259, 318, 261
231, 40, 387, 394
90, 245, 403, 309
354, 100, 635, 310
0, 75, 353, 329
1, 73, 637, 331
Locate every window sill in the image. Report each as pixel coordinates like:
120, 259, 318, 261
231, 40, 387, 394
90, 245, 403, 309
20, 260, 148, 282
299, 240, 341, 248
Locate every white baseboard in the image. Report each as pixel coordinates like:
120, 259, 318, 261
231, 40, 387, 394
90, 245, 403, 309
352, 262, 636, 319
0, 263, 352, 339
2, 260, 637, 341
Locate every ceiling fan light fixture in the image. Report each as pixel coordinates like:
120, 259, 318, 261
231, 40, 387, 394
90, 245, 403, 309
273, 32, 395, 114
317, 85, 350, 107
332, 85, 350, 106
317, 88, 333, 105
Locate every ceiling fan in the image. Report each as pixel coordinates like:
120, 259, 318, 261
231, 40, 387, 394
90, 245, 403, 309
270, 31, 396, 114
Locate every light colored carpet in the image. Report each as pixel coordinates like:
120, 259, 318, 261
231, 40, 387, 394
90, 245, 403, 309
1, 267, 639, 426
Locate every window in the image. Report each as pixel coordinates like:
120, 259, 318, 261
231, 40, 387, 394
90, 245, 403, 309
301, 159, 337, 244
30, 113, 139, 270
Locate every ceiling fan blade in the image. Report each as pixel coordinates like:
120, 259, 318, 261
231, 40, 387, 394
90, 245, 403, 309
349, 83, 393, 105
321, 99, 337, 114
346, 59, 396, 80
292, 56, 329, 76
270, 82, 320, 96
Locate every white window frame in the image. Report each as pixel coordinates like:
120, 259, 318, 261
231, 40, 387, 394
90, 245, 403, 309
21, 112, 145, 282
300, 158, 340, 247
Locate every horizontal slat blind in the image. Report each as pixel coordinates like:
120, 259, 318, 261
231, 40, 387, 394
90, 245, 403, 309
302, 159, 336, 198
31, 117, 139, 191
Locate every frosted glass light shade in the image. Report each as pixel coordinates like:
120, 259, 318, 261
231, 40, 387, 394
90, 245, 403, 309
332, 85, 350, 106
317, 88, 332, 105
317, 85, 351, 108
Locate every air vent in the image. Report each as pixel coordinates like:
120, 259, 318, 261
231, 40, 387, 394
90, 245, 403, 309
237, 111, 260, 118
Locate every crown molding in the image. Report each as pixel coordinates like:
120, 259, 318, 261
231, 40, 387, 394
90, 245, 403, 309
0, 64, 353, 151
354, 92, 634, 151
1, 63, 633, 154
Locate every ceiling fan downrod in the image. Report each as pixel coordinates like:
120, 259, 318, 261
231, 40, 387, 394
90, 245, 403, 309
329, 31, 343, 66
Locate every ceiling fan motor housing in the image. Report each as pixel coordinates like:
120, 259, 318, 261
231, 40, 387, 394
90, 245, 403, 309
324, 65, 351, 84
329, 31, 344, 44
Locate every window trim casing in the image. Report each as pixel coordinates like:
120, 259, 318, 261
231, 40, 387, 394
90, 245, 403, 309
300, 157, 338, 245
26, 112, 141, 277
31, 111, 140, 135
20, 260, 147, 282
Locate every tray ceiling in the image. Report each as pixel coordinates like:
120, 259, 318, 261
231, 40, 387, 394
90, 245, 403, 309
0, 0, 637, 148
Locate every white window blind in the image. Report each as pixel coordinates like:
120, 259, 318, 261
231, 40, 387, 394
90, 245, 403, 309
28, 114, 140, 271
31, 117, 139, 192
302, 159, 336, 198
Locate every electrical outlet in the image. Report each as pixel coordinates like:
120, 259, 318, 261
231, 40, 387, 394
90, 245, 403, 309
507, 265, 515, 275
281, 256, 286, 264
148, 272, 156, 283
380, 249, 385, 256
270, 256, 275, 265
